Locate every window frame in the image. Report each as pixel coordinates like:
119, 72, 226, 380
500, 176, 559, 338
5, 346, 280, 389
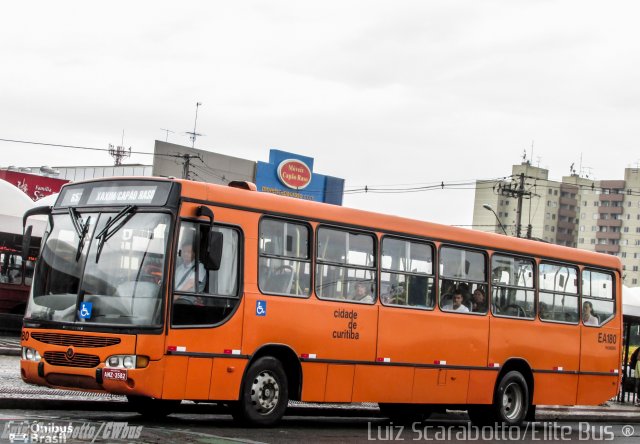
379, 234, 436, 311
171, 217, 244, 328
437, 244, 488, 316
490, 253, 537, 321
258, 216, 313, 299
538, 261, 580, 325
314, 224, 377, 304
581, 267, 616, 328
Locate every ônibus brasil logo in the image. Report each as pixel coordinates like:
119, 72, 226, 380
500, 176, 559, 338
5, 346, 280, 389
277, 159, 312, 190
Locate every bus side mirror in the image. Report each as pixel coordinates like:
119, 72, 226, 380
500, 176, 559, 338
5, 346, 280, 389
202, 231, 223, 271
22, 225, 33, 262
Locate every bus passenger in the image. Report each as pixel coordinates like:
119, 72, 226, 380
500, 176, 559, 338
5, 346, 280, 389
175, 241, 206, 293
582, 301, 599, 326
442, 288, 469, 313
352, 281, 373, 303
471, 288, 487, 313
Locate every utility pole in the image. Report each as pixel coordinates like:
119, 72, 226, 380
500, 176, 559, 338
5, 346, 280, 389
180, 153, 201, 180
497, 173, 532, 238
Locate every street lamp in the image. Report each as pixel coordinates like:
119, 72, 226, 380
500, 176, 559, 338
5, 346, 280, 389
483, 204, 508, 235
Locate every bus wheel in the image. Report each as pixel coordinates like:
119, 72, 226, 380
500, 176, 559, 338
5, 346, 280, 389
494, 371, 529, 426
235, 356, 288, 426
126, 395, 180, 418
379, 403, 431, 424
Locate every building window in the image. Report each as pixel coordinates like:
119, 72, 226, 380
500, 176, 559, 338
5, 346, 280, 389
622, 252, 627, 258
633, 279, 638, 285
580, 226, 585, 232
579, 238, 584, 244
591, 239, 596, 244
552, 214, 556, 220
624, 227, 629, 233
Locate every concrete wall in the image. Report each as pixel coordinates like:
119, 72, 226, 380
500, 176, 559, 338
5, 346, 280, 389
152, 141, 255, 185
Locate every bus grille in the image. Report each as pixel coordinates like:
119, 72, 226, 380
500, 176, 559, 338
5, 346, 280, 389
43, 351, 101, 368
31, 333, 120, 348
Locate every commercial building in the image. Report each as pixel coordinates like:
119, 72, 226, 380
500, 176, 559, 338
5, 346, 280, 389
153, 141, 345, 205
472, 162, 640, 287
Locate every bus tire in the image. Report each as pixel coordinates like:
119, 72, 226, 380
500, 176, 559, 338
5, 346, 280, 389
126, 395, 180, 418
379, 403, 431, 424
234, 356, 288, 426
493, 370, 529, 426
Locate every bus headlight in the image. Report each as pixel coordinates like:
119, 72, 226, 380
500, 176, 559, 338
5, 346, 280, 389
105, 355, 149, 369
123, 356, 135, 369
22, 347, 41, 362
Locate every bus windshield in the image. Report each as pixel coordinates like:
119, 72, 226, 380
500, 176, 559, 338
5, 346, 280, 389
26, 211, 171, 327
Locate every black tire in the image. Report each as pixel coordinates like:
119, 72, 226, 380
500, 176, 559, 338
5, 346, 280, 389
379, 403, 431, 424
233, 356, 288, 427
493, 371, 529, 426
126, 395, 181, 418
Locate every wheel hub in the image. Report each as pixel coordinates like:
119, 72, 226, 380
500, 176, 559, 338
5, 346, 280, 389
250, 370, 280, 415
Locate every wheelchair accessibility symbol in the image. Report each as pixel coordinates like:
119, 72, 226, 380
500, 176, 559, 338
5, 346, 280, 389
79, 302, 93, 320
256, 300, 266, 317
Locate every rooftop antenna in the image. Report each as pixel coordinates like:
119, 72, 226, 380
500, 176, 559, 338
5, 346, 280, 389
530, 140, 534, 166
185, 102, 204, 148
569, 162, 576, 175
160, 128, 175, 142
108, 129, 131, 166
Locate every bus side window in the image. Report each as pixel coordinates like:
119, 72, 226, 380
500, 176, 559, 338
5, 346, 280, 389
581, 269, 614, 327
491, 255, 535, 319
315, 227, 376, 303
380, 237, 434, 309
539, 263, 579, 324
258, 218, 311, 297
438, 246, 487, 315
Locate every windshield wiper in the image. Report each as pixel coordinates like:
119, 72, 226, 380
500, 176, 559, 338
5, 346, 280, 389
95, 205, 137, 262
68, 208, 92, 261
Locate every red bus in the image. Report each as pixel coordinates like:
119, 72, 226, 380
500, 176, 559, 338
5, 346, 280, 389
20, 178, 622, 426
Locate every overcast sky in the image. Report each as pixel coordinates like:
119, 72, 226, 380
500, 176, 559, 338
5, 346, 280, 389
2, 1, 640, 226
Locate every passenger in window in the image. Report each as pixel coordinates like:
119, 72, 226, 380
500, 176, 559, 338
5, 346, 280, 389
471, 288, 487, 313
539, 302, 549, 319
175, 241, 205, 293
582, 301, 599, 326
442, 288, 469, 313
352, 281, 373, 303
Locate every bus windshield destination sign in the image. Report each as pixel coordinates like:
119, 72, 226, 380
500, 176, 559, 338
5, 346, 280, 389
87, 186, 156, 205
56, 181, 173, 207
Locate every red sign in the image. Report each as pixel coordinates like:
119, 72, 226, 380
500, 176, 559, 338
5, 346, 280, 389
277, 159, 312, 190
0, 170, 68, 201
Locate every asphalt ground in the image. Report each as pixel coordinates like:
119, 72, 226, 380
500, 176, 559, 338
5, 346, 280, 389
1, 335, 639, 423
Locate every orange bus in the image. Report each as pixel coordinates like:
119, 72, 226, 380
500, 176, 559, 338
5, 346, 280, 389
20, 177, 622, 426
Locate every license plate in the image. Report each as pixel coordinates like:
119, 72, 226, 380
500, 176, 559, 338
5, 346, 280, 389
103, 368, 127, 381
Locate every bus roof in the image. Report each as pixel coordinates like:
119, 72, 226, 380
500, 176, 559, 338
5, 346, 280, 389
176, 178, 622, 271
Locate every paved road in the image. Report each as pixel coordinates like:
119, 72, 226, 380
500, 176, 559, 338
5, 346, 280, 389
1, 409, 639, 444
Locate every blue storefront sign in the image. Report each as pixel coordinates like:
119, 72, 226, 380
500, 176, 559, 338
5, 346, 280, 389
255, 149, 345, 205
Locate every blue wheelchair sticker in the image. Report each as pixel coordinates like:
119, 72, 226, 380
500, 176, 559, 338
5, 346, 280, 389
256, 300, 267, 317
79, 302, 93, 320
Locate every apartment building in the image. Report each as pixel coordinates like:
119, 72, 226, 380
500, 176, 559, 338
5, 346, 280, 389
472, 163, 640, 287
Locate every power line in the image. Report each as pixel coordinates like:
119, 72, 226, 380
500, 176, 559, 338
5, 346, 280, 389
0, 137, 180, 159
